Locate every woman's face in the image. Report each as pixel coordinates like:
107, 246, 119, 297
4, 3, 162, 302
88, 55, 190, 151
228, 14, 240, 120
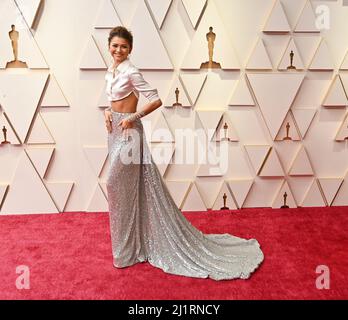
109, 36, 131, 64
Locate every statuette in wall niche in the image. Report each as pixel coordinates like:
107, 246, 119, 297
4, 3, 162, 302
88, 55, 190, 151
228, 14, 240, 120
1, 126, 11, 145
283, 122, 292, 140
287, 50, 296, 70
220, 193, 229, 210
281, 192, 289, 209
6, 25, 28, 68
200, 27, 221, 69
172, 87, 182, 107
221, 122, 230, 141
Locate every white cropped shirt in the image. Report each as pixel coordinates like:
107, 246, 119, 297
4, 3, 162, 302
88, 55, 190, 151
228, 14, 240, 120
105, 58, 160, 103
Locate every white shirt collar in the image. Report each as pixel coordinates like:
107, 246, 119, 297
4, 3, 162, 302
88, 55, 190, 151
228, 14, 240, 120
108, 58, 131, 73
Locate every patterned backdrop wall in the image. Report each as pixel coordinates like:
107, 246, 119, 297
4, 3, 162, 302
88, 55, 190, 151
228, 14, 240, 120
0, 0, 348, 215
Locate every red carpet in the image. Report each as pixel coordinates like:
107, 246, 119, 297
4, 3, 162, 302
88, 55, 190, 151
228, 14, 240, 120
0, 207, 347, 300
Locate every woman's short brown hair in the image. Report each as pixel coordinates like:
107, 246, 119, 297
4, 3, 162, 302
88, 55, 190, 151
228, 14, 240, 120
108, 26, 133, 51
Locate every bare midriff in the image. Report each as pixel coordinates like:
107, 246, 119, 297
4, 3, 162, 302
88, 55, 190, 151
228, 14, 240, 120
110, 92, 138, 113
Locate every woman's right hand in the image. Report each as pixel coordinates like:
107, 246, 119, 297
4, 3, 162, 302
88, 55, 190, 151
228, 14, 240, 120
105, 110, 113, 133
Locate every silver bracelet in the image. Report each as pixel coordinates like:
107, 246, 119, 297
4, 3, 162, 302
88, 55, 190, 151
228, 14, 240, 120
125, 110, 146, 123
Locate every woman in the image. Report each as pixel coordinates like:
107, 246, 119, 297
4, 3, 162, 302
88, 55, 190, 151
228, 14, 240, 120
105, 26, 264, 280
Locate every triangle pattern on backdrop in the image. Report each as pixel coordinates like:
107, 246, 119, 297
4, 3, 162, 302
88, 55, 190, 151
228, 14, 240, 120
246, 38, 273, 70
247, 73, 305, 140
244, 145, 271, 175
111, 0, 140, 27
340, 49, 348, 70
92, 28, 114, 67
166, 180, 191, 208
196, 110, 224, 142
259, 147, 284, 177
229, 75, 255, 106
83, 146, 108, 177
301, 179, 326, 207
15, 0, 42, 29
322, 75, 348, 108
278, 38, 305, 70
80, 36, 107, 70
275, 111, 301, 141
41, 74, 69, 108
163, 76, 191, 108
211, 114, 239, 142
272, 180, 297, 208
129, 0, 173, 69
87, 183, 108, 212
335, 112, 348, 141
289, 146, 314, 176
99, 181, 108, 199
0, 151, 58, 214
0, 184, 9, 210
25, 147, 55, 178
308, 39, 334, 70
227, 179, 253, 209
291, 108, 317, 139
46, 181, 74, 212
27, 112, 55, 145
94, 0, 122, 29
181, 182, 207, 211
294, 36, 322, 68
181, 0, 239, 70
332, 170, 348, 206
318, 178, 344, 206
273, 142, 301, 174
0, 112, 21, 144
195, 179, 223, 209
0, 0, 48, 69
181, 0, 207, 29
263, 0, 291, 33
212, 182, 237, 210
146, 0, 173, 29
294, 0, 319, 33
150, 112, 174, 142
180, 73, 207, 105
0, 72, 49, 143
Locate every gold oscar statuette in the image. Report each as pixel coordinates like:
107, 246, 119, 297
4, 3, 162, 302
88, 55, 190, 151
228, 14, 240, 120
1, 126, 11, 145
281, 191, 289, 209
6, 25, 28, 68
221, 122, 230, 141
220, 193, 229, 210
172, 87, 182, 107
287, 50, 296, 70
200, 26, 221, 69
283, 122, 292, 140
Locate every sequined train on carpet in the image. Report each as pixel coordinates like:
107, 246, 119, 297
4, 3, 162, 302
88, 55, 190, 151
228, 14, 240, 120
106, 110, 264, 280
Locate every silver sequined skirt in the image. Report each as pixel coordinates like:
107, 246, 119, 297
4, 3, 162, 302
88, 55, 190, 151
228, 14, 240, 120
106, 110, 264, 280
